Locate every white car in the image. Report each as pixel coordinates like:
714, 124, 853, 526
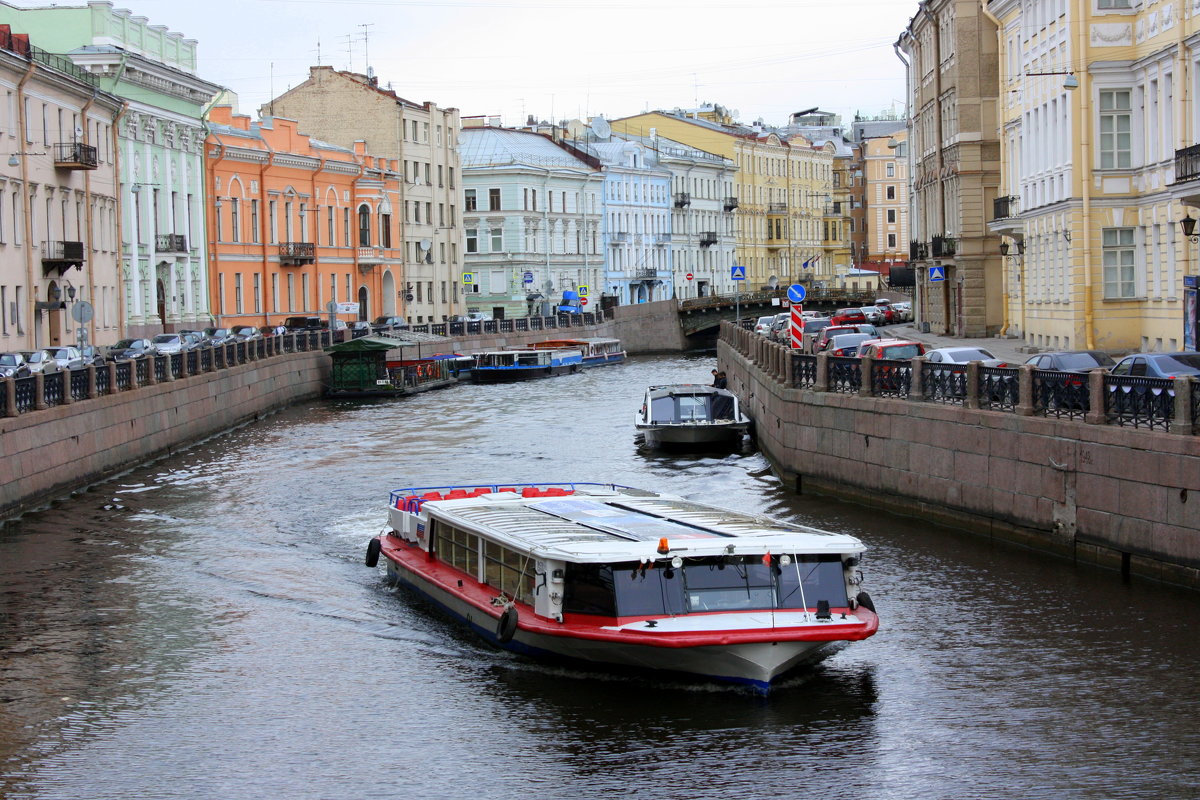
924, 346, 1011, 368
42, 346, 84, 370
859, 306, 885, 325
753, 315, 775, 336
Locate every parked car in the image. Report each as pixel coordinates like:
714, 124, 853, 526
0, 351, 31, 378
825, 332, 875, 357
42, 346, 85, 370
925, 346, 1011, 368
107, 338, 156, 361
1109, 352, 1200, 379
78, 345, 106, 366
858, 306, 885, 325
20, 350, 58, 372
450, 312, 492, 323
1024, 350, 1116, 373
831, 307, 867, 326
752, 315, 775, 335
202, 327, 238, 345
371, 315, 409, 332
349, 321, 373, 338
812, 324, 869, 353
889, 301, 912, 323
229, 325, 262, 342
282, 316, 327, 332
179, 331, 209, 350
858, 339, 926, 360
151, 333, 186, 355
799, 310, 828, 322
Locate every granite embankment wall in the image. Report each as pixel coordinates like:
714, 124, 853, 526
720, 331, 1200, 589
1, 307, 685, 519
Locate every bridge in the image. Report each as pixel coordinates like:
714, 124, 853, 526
676, 288, 891, 337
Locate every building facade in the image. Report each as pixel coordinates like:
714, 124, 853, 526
898, 0, 1003, 337
206, 108, 405, 330
988, 0, 1200, 354
0, 24, 122, 351
0, 1, 222, 339
262, 66, 463, 323
860, 129, 911, 275
458, 126, 602, 318
611, 108, 834, 291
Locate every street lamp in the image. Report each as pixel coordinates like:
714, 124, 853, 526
1180, 215, 1199, 243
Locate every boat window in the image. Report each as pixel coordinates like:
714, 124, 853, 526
683, 562, 775, 611
438, 522, 479, 580
649, 394, 714, 424
613, 565, 687, 616
773, 557, 849, 609
483, 539, 535, 605
517, 352, 540, 366
563, 564, 618, 616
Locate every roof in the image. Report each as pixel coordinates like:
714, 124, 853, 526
407, 485, 864, 562
460, 127, 600, 171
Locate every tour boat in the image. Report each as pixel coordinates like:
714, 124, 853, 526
530, 337, 626, 368
471, 347, 583, 383
365, 482, 878, 692
635, 384, 752, 447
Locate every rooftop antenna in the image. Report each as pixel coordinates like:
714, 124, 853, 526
313, 37, 322, 66
343, 32, 356, 72
359, 23, 374, 73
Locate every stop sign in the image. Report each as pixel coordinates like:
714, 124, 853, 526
686, 272, 694, 281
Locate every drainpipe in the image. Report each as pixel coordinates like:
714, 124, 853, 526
206, 133, 228, 324
894, 38, 919, 328
980, 1, 1012, 339
112, 101, 129, 337
15, 56, 36, 346
1077, 0, 1095, 349
80, 93, 97, 346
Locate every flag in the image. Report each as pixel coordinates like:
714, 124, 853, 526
761, 551, 771, 566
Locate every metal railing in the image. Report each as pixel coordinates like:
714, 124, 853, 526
992, 195, 1020, 220
1105, 375, 1174, 431
1174, 144, 1200, 184
155, 234, 188, 252
54, 142, 98, 168
1032, 370, 1089, 420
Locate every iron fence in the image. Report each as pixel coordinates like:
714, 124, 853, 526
170, 353, 183, 379
14, 376, 35, 412
922, 363, 967, 405
1032, 370, 1089, 420
828, 356, 861, 394
70, 369, 89, 401
115, 362, 131, 390
43, 372, 64, 406
153, 355, 166, 383
792, 354, 817, 388
1105, 375, 1174, 430
979, 367, 1019, 411
136, 359, 149, 385
95, 366, 111, 396
872, 360, 912, 398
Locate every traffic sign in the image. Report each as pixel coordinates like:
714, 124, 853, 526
581, 297, 588, 306
523, 271, 534, 284
462, 272, 476, 285
787, 284, 807, 304
731, 265, 746, 281
928, 266, 946, 282
686, 272, 694, 281
579, 285, 589, 296
790, 304, 804, 349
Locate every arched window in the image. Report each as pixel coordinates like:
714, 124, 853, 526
357, 204, 371, 247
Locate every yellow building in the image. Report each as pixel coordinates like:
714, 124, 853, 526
611, 109, 834, 290
987, 0, 1200, 353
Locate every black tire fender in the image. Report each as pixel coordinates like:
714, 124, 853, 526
855, 591, 875, 613
365, 538, 381, 568
496, 607, 519, 643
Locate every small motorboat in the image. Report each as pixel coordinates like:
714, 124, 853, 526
365, 482, 878, 692
471, 347, 582, 383
635, 384, 752, 447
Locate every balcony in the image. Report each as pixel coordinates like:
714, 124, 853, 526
653, 233, 671, 245
674, 192, 691, 208
278, 241, 316, 266
54, 142, 98, 170
910, 240, 929, 261
723, 196, 739, 211
1174, 145, 1200, 205
633, 268, 658, 279
988, 195, 1023, 235
931, 235, 957, 258
42, 240, 84, 276
155, 233, 187, 253
357, 246, 387, 265
699, 231, 718, 247
610, 232, 629, 244
767, 202, 787, 215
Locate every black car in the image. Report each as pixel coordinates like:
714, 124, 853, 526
371, 315, 408, 332
282, 316, 328, 332
350, 321, 373, 338
107, 338, 156, 360
1024, 350, 1116, 373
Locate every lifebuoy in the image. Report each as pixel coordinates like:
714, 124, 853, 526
496, 606, 518, 643
855, 591, 875, 613
365, 538, 381, 567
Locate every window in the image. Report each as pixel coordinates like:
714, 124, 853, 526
1099, 89, 1132, 169
886, 185, 896, 200
466, 228, 478, 253
488, 188, 501, 211
887, 209, 896, 223
344, 208, 351, 246
235, 273, 243, 313
887, 233, 897, 248
358, 205, 371, 246
490, 228, 502, 252
465, 189, 476, 211
380, 213, 391, 248
1102, 227, 1136, 298
230, 198, 240, 242
886, 162, 895, 178
1098, 0, 1131, 7
250, 200, 260, 243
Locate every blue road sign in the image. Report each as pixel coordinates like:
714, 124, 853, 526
787, 284, 807, 303
928, 265, 946, 282
731, 265, 747, 281
523, 271, 534, 284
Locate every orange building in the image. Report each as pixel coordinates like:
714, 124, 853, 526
205, 106, 409, 331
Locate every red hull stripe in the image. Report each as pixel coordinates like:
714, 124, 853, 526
378, 535, 879, 648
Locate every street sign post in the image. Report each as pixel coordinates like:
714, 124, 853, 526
731, 265, 746, 324
928, 266, 946, 282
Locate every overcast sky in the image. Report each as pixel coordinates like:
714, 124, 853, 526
31, 0, 917, 128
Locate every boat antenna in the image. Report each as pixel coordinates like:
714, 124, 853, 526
792, 555, 810, 623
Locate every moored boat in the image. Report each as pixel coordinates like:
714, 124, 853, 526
365, 482, 878, 692
635, 384, 752, 447
471, 347, 582, 383
530, 337, 626, 367
325, 335, 459, 397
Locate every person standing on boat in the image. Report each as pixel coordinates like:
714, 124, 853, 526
712, 370, 728, 389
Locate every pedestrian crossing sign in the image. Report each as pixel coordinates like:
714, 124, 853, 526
731, 265, 746, 281
928, 266, 946, 282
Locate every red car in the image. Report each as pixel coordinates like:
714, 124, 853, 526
831, 307, 867, 325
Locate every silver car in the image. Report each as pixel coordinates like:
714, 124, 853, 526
151, 333, 186, 355
42, 346, 84, 370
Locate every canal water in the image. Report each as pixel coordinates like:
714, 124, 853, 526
1, 353, 1198, 800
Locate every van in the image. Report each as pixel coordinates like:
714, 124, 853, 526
282, 316, 326, 332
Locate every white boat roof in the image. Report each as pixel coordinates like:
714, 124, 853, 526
414, 485, 864, 562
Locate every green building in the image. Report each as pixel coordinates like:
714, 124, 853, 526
0, 0, 221, 337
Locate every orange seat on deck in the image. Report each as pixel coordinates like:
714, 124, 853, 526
521, 487, 542, 497
422, 491, 443, 501
544, 487, 570, 496
445, 489, 469, 499
498, 487, 517, 494
470, 487, 491, 496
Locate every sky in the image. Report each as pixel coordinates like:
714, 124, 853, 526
24, 0, 918, 128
